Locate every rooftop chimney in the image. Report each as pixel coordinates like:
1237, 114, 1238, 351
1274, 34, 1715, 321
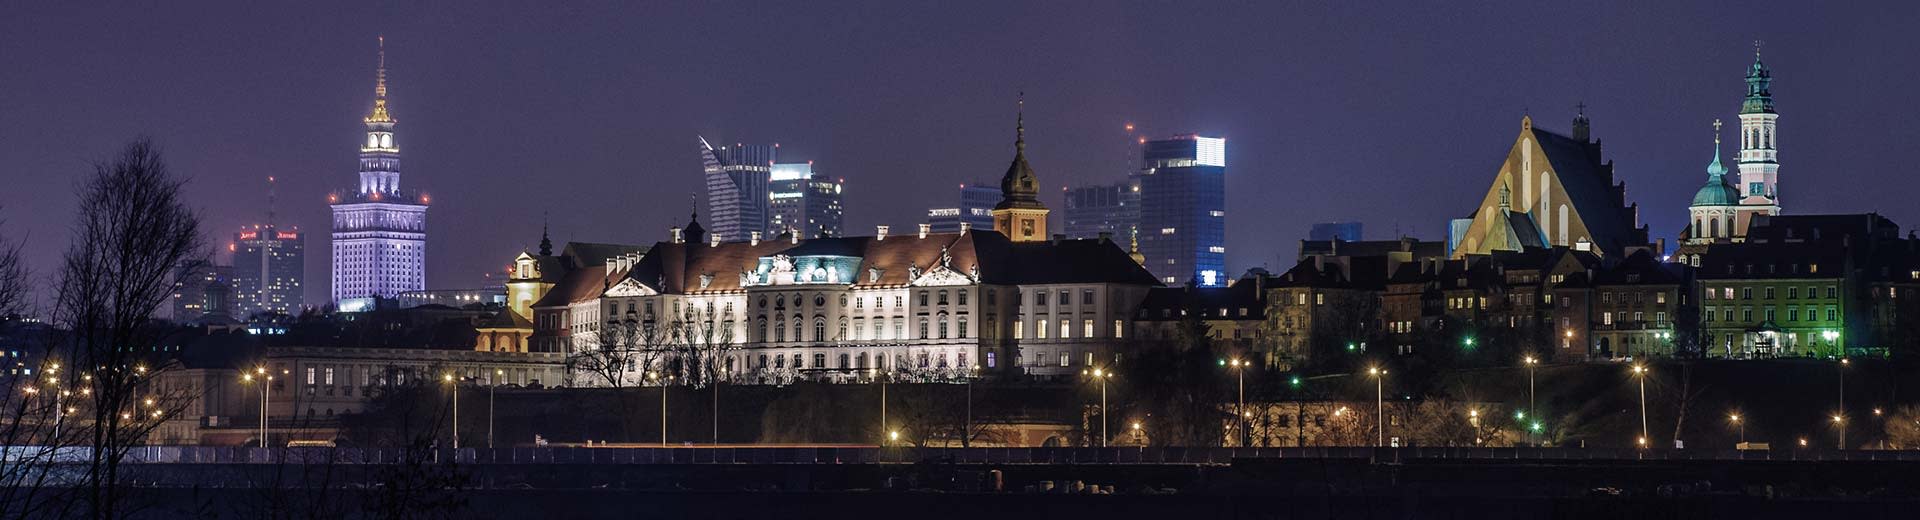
750, 231, 762, 246
877, 225, 889, 241
710, 233, 722, 248
959, 222, 971, 235
670, 227, 684, 244
918, 223, 931, 239
1098, 231, 1113, 244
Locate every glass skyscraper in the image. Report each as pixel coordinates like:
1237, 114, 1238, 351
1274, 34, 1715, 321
927, 182, 1000, 233
769, 162, 845, 238
1063, 175, 1140, 240
233, 224, 304, 317
1138, 135, 1227, 286
700, 137, 775, 242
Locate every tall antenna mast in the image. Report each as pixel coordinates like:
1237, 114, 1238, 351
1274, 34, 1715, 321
266, 175, 277, 228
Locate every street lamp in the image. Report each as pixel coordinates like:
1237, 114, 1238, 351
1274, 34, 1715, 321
1463, 337, 1476, 350
443, 374, 459, 450
243, 366, 275, 448
1226, 359, 1248, 447
1367, 367, 1385, 447
490, 369, 503, 449
649, 371, 667, 446
1631, 364, 1649, 448
1832, 414, 1846, 449
1837, 357, 1849, 428
1729, 413, 1745, 446
1523, 356, 1539, 445
964, 365, 979, 448
1084, 368, 1110, 447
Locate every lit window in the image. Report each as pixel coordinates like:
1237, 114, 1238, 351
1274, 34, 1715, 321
1160, 228, 1176, 235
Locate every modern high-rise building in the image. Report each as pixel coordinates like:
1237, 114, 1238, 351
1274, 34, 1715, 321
700, 138, 775, 243
331, 38, 428, 302
171, 262, 231, 322
928, 182, 1000, 233
769, 162, 845, 238
1063, 177, 1140, 240
233, 223, 304, 317
1137, 134, 1227, 286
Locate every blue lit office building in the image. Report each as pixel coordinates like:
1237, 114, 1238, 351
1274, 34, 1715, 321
1137, 135, 1227, 286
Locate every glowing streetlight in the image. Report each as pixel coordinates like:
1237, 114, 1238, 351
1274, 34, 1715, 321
1367, 366, 1385, 447
1729, 413, 1745, 445
1523, 356, 1539, 445
1832, 414, 1847, 449
1084, 368, 1111, 447
443, 374, 459, 450
1226, 359, 1249, 447
1631, 365, 1649, 448
242, 367, 274, 447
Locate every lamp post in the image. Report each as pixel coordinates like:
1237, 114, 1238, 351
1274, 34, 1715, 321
1084, 368, 1110, 447
1729, 413, 1745, 446
1631, 364, 1648, 448
490, 369, 502, 449
649, 371, 667, 446
712, 367, 725, 445
1367, 367, 1385, 447
1226, 359, 1248, 447
1523, 356, 1538, 445
871, 367, 887, 446
964, 365, 979, 448
443, 374, 459, 450
243, 367, 276, 448
1832, 414, 1846, 449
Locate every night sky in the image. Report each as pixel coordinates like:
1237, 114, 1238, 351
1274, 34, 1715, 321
3, 2, 1917, 309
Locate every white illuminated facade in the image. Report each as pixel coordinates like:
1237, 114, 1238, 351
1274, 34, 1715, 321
331, 39, 428, 302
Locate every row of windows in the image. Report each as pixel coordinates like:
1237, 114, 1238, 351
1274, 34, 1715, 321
1705, 285, 1837, 301
1010, 319, 1124, 340
1703, 305, 1837, 323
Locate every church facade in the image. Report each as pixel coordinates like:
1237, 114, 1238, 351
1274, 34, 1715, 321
1448, 112, 1650, 260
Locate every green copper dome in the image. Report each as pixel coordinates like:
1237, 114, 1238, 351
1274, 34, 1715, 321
1692, 134, 1739, 206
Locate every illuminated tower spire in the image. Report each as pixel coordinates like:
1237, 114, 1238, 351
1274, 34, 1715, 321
366, 36, 393, 124
358, 36, 401, 195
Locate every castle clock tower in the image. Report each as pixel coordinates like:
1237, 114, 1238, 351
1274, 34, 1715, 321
993, 96, 1049, 242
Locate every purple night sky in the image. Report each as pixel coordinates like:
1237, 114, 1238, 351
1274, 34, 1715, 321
3, 2, 1916, 309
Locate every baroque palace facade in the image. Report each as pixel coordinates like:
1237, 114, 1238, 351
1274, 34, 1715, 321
487, 105, 1162, 386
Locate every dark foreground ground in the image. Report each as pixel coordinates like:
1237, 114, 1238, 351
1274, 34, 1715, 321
93, 456, 1920, 519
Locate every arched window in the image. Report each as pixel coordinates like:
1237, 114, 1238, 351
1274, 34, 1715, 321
938, 315, 950, 339
1557, 205, 1569, 245
813, 317, 826, 342
837, 317, 848, 340
773, 316, 785, 342
1710, 218, 1720, 237
958, 317, 969, 339
918, 318, 930, 339
792, 315, 803, 340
